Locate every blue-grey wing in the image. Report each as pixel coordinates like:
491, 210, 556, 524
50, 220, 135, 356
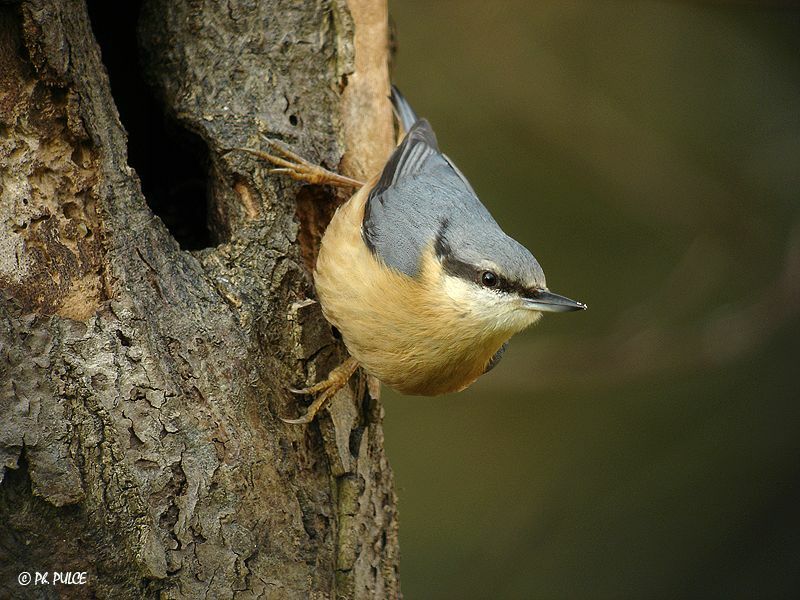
362, 119, 497, 277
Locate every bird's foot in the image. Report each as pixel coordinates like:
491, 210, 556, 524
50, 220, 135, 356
283, 357, 360, 424
233, 141, 363, 189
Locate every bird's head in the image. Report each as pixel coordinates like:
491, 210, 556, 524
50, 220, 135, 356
364, 92, 585, 340
431, 217, 586, 337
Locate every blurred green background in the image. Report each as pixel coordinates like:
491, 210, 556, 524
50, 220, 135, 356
384, 2, 800, 598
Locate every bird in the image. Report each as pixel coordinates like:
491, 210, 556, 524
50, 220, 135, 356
237, 87, 585, 423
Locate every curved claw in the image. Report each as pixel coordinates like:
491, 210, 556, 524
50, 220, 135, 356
280, 413, 315, 425
288, 386, 310, 395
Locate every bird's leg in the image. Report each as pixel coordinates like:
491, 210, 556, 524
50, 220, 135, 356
283, 356, 360, 424
233, 141, 364, 189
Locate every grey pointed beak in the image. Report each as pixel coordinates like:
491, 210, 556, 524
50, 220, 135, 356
524, 290, 587, 312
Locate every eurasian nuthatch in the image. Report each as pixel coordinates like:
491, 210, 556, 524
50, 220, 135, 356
240, 87, 585, 423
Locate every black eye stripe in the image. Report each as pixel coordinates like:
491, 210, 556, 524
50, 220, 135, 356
475, 270, 532, 297
440, 254, 530, 296
435, 234, 533, 297
486, 274, 526, 296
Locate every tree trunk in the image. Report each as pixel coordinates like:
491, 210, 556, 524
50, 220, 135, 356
0, 0, 400, 598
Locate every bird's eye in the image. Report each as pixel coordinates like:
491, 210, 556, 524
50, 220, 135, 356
481, 271, 498, 287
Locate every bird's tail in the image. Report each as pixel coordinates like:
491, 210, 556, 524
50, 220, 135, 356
390, 85, 419, 135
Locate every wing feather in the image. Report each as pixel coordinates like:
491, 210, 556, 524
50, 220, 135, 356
362, 97, 496, 277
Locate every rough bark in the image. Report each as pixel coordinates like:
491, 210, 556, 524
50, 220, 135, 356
0, 0, 400, 598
